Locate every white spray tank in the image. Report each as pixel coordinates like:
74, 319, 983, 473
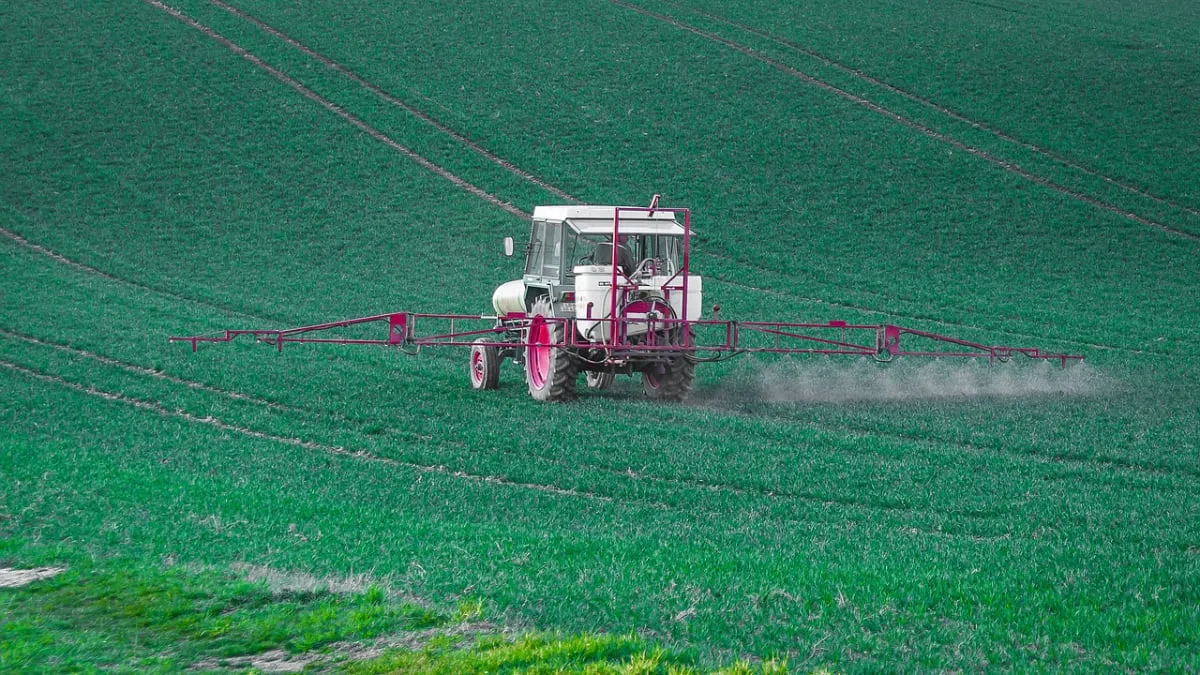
574, 265, 702, 342
491, 279, 526, 315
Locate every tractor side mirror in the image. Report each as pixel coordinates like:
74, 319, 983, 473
503, 236, 514, 257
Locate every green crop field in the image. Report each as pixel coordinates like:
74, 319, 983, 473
2, 0, 1197, 671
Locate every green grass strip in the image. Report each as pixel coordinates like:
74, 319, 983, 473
0, 539, 792, 672
344, 633, 790, 674
0, 539, 443, 671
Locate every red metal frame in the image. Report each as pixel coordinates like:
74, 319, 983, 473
606, 206, 692, 348
169, 204, 1084, 368
170, 312, 1083, 367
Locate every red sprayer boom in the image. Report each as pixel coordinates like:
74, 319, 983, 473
171, 313, 1080, 366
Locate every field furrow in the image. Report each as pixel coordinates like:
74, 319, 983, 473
608, 0, 1198, 241
642, 0, 1200, 222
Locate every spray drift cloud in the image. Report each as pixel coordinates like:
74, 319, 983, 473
695, 357, 1111, 406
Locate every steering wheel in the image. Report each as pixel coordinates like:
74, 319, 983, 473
629, 258, 659, 282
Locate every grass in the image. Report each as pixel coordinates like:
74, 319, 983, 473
4, 539, 784, 673
0, 539, 445, 671
1, 0, 1198, 671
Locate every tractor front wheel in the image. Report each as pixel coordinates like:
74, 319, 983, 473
585, 371, 615, 390
642, 330, 695, 402
526, 296, 578, 401
642, 358, 694, 402
469, 338, 500, 390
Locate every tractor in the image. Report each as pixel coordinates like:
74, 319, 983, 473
475, 203, 701, 401
171, 198, 1083, 403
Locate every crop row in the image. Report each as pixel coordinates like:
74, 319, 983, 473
4, 237, 1196, 502
656, 0, 1200, 210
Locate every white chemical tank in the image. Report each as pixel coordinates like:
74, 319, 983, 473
573, 265, 702, 343
491, 279, 526, 315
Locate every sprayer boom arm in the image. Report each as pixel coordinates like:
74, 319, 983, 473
169, 312, 1082, 366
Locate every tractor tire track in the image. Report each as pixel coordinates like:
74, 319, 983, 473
0, 356, 1026, 541
663, 0, 1200, 219
607, 0, 1200, 243
4, 353, 1174, 546
187, 1, 1158, 355
6, 326, 1186, 527
0, 327, 959, 518
1, 327, 300, 413
1, 226, 269, 323
204, 0, 579, 203
0, 357, 605, 503
1, 327, 516, 461
143, 0, 529, 219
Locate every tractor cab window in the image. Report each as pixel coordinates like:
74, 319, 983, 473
640, 235, 683, 276
525, 220, 545, 276
568, 232, 684, 277
571, 234, 622, 267
526, 221, 567, 281
541, 222, 562, 280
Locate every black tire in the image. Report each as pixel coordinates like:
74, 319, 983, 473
469, 338, 500, 390
641, 330, 695, 402
526, 296, 578, 401
585, 371, 615, 390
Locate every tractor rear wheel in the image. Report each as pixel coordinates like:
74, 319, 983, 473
586, 371, 615, 390
526, 296, 578, 401
469, 338, 500, 390
642, 330, 695, 402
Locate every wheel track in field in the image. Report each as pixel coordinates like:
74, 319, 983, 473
175, 1, 1159, 357
0, 355, 1033, 541
143, 0, 526, 219
6, 325, 1190, 523
4, 354, 1187, 546
656, 0, 1200, 220
203, 0, 578, 203
0, 326, 301, 413
0, 357, 606, 503
0, 226, 271, 323
607, 0, 1200, 243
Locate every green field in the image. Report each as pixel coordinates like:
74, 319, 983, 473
2, 0, 1197, 671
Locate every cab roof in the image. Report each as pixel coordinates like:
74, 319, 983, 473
532, 205, 689, 236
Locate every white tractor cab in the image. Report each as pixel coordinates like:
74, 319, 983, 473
478, 204, 703, 401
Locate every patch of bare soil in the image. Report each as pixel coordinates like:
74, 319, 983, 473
0, 567, 66, 588
188, 622, 497, 672
191, 649, 314, 673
